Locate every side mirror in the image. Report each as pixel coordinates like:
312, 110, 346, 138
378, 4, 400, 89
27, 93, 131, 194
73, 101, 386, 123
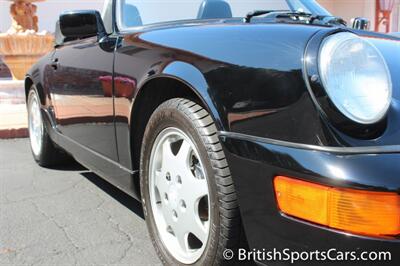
59, 10, 106, 40
54, 20, 70, 46
352, 17, 370, 30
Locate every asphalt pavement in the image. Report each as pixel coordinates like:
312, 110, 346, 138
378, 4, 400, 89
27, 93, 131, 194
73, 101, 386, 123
0, 138, 161, 265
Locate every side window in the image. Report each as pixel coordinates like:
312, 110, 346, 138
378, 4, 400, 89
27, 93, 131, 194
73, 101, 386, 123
116, 0, 219, 29
116, 0, 292, 31
102, 0, 114, 33
120, 1, 143, 28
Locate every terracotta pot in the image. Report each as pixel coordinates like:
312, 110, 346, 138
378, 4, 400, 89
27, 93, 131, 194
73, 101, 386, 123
0, 33, 54, 80
2, 55, 41, 80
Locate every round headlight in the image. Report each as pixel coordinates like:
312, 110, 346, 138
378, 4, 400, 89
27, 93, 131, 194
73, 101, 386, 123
318, 32, 392, 124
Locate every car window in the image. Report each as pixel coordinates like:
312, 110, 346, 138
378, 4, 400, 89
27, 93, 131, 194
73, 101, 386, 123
116, 0, 319, 30
102, 0, 114, 33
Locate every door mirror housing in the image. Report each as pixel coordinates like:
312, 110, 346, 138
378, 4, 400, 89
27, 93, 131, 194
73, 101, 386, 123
351, 17, 370, 30
59, 10, 107, 40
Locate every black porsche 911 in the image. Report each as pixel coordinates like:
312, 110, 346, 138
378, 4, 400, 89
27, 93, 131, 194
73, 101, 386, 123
25, 0, 400, 265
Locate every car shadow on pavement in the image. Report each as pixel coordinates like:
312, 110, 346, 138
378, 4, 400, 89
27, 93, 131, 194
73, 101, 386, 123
80, 171, 145, 219
46, 159, 87, 171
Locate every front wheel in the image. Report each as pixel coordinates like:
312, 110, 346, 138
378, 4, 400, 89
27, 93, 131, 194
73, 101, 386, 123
140, 98, 245, 265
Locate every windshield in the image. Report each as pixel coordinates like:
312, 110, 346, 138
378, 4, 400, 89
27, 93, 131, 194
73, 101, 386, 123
116, 0, 331, 30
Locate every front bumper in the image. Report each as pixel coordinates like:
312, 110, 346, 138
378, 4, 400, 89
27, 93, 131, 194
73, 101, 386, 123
219, 132, 400, 266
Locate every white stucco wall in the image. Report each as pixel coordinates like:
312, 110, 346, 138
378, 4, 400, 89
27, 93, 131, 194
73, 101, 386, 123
0, 0, 105, 33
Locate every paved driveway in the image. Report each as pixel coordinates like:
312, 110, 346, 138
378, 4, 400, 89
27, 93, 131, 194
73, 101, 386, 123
0, 139, 161, 265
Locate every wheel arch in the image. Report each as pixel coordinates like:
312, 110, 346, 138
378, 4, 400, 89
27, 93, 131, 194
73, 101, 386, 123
24, 76, 34, 101
24, 75, 46, 106
130, 61, 223, 173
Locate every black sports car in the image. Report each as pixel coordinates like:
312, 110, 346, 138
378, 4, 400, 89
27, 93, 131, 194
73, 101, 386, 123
25, 0, 400, 265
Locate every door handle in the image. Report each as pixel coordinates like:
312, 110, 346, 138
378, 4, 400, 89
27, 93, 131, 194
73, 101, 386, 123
51, 58, 59, 70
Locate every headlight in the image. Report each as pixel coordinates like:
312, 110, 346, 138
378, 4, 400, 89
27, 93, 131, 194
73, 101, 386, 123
318, 32, 392, 124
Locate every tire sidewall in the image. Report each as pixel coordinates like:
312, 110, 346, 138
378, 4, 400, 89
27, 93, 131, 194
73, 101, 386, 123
27, 87, 44, 162
140, 101, 220, 265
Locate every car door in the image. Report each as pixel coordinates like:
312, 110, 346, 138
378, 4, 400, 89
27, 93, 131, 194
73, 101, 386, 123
50, 36, 118, 161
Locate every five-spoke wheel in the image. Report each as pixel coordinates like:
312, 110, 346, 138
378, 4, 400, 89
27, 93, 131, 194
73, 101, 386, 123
141, 98, 243, 265
149, 128, 210, 263
28, 89, 44, 157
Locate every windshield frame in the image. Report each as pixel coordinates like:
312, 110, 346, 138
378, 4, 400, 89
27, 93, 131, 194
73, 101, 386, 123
288, 0, 330, 16
115, 0, 332, 33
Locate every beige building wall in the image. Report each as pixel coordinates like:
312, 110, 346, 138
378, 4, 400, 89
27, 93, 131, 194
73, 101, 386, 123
318, 0, 399, 32
318, 0, 376, 29
394, 2, 400, 31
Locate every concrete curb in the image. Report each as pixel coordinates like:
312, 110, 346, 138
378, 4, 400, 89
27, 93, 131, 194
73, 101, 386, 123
0, 127, 28, 139
0, 80, 28, 139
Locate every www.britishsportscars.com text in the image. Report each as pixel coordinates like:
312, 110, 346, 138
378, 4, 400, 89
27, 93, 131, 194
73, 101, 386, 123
222, 248, 392, 264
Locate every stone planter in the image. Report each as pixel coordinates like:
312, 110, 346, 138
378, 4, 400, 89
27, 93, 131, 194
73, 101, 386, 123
0, 33, 54, 80
0, 0, 53, 80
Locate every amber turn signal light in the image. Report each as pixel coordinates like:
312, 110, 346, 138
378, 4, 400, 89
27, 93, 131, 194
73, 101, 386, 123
274, 176, 400, 237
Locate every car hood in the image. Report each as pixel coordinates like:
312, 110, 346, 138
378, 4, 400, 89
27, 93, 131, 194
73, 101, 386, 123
137, 23, 322, 69
131, 23, 400, 146
138, 24, 399, 94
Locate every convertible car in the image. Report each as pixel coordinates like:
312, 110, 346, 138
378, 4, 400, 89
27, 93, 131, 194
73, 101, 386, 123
26, 0, 400, 265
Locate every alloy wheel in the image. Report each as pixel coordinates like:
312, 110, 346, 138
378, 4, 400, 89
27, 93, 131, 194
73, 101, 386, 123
28, 92, 43, 156
149, 127, 210, 264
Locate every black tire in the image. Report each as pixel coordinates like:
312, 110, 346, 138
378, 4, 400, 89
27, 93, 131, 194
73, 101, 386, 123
140, 98, 247, 265
27, 86, 70, 167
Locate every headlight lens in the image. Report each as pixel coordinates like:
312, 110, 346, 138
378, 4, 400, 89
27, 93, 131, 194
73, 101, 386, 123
318, 32, 392, 124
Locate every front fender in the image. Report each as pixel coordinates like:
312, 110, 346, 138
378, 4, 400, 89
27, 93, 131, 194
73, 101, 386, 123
161, 61, 224, 129
137, 23, 329, 145
25, 51, 55, 107
132, 60, 226, 131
